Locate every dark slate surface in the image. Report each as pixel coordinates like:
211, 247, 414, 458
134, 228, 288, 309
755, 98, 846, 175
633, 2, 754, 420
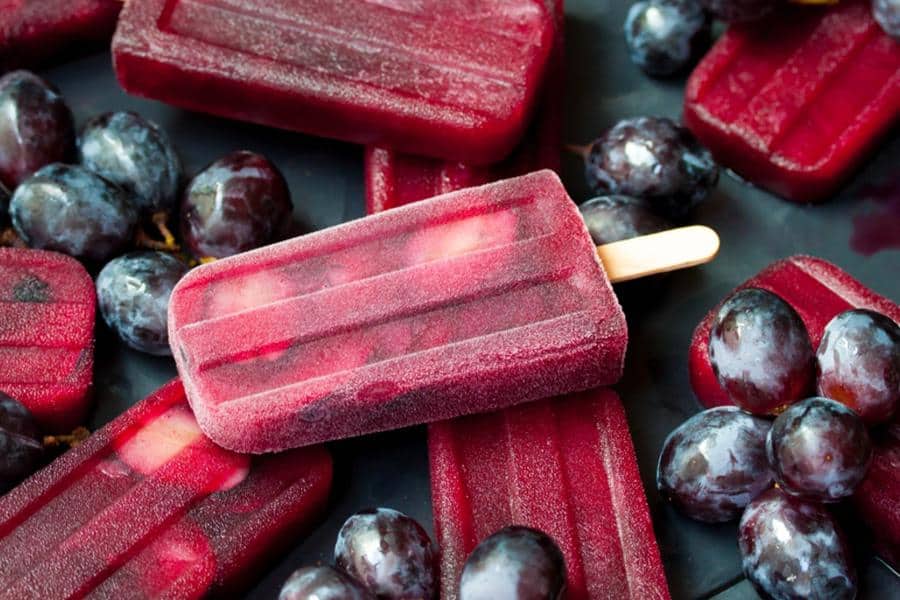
32, 1, 898, 598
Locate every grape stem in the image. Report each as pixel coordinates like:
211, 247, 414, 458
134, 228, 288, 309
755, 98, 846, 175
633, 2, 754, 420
136, 211, 180, 252
44, 426, 90, 448
0, 228, 26, 248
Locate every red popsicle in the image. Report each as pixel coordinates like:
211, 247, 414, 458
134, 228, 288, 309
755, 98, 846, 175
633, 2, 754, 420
112, 0, 555, 165
684, 0, 900, 203
854, 420, 900, 571
0, 0, 121, 71
430, 389, 670, 600
0, 379, 332, 597
689, 255, 900, 409
0, 248, 95, 433
365, 0, 565, 212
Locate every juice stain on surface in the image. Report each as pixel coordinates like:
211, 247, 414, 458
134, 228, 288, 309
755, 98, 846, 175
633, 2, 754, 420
851, 179, 900, 256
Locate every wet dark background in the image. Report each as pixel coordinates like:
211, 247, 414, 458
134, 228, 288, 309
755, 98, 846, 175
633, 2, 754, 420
34, 0, 899, 598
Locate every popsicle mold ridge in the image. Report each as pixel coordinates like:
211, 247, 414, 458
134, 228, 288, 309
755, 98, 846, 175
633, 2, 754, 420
690, 255, 900, 409
168, 170, 627, 452
429, 389, 671, 600
0, 248, 95, 433
0, 379, 333, 597
684, 0, 900, 203
112, 0, 555, 164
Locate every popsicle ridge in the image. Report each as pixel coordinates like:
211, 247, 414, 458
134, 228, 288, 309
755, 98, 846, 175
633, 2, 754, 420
0, 380, 333, 597
684, 0, 900, 201
429, 390, 670, 600
0, 248, 95, 432
689, 255, 900, 408
169, 170, 627, 451
114, 0, 554, 164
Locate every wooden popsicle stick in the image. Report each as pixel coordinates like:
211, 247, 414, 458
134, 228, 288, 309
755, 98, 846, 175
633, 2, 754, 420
597, 225, 720, 283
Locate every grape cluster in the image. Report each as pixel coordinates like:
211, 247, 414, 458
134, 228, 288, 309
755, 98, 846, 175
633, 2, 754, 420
0, 70, 295, 357
659, 290, 898, 599
278, 508, 567, 600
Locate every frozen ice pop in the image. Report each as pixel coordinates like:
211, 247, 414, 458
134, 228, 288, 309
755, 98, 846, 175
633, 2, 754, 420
112, 0, 555, 165
365, 0, 565, 212
684, 0, 900, 203
854, 420, 900, 571
0, 0, 122, 71
689, 255, 900, 409
429, 389, 671, 599
169, 168, 717, 452
0, 379, 332, 598
0, 248, 94, 433
169, 170, 628, 452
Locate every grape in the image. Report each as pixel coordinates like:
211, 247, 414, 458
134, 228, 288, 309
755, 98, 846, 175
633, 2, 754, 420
0, 70, 75, 190
657, 407, 773, 522
459, 526, 566, 600
767, 397, 871, 502
578, 195, 671, 245
584, 117, 718, 220
708, 288, 815, 415
9, 164, 137, 262
739, 487, 855, 600
181, 150, 293, 259
279, 566, 374, 600
874, 0, 900, 39
78, 111, 182, 215
816, 309, 899, 425
700, 0, 778, 22
96, 252, 188, 355
334, 508, 437, 599
0, 392, 43, 494
624, 0, 710, 77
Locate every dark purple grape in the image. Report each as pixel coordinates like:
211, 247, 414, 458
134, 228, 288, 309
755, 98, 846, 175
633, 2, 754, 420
624, 0, 710, 77
96, 252, 188, 355
278, 566, 374, 600
459, 526, 566, 600
816, 309, 899, 425
700, 0, 777, 22
78, 111, 182, 215
657, 407, 773, 523
9, 164, 137, 262
708, 288, 815, 415
739, 487, 856, 600
0, 392, 43, 494
584, 117, 718, 220
181, 150, 293, 259
0, 70, 75, 190
767, 397, 871, 502
334, 508, 437, 599
874, 0, 900, 39
578, 195, 671, 245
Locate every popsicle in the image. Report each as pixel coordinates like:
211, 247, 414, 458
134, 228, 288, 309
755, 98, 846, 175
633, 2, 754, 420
683, 0, 900, 203
0, 248, 95, 433
0, 379, 332, 598
365, 0, 565, 212
0, 0, 122, 71
168, 170, 719, 452
854, 420, 900, 571
112, 0, 555, 165
430, 389, 670, 599
689, 255, 900, 409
